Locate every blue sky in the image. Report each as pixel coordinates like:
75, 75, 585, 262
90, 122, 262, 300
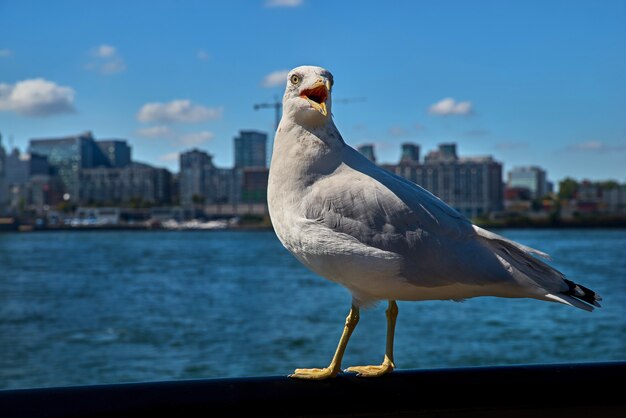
0, 0, 624, 182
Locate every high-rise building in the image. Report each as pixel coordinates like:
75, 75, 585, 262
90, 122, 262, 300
4, 149, 50, 186
28, 174, 64, 213
241, 167, 269, 204
1, 145, 60, 213
4, 149, 27, 186
29, 131, 99, 202
0, 134, 6, 213
80, 162, 172, 205
97, 140, 131, 168
400, 143, 420, 164
438, 143, 458, 161
212, 167, 237, 204
424, 143, 458, 163
0, 134, 5, 177
234, 130, 267, 169
507, 166, 548, 199
29, 132, 132, 202
179, 149, 238, 205
180, 149, 213, 205
385, 143, 503, 218
357, 144, 376, 163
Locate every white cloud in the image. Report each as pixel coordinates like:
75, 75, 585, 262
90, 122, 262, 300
178, 131, 214, 146
135, 125, 173, 138
0, 78, 75, 117
100, 59, 126, 74
265, 0, 303, 7
569, 141, 603, 151
262, 70, 289, 87
135, 126, 214, 148
159, 152, 180, 162
428, 97, 473, 116
137, 100, 223, 123
197, 49, 210, 61
86, 44, 126, 75
566, 140, 626, 153
0, 49, 13, 58
94, 44, 117, 58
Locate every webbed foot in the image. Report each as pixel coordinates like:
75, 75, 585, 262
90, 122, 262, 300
344, 356, 394, 377
289, 366, 339, 380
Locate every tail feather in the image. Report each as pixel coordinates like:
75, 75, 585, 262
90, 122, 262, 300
544, 293, 595, 312
474, 225, 602, 311
563, 279, 602, 308
473, 225, 551, 260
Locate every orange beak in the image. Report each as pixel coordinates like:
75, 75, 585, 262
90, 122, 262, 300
300, 78, 329, 116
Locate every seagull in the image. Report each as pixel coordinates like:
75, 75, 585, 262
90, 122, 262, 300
267, 65, 602, 380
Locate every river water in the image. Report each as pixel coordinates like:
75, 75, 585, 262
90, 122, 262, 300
0, 228, 624, 389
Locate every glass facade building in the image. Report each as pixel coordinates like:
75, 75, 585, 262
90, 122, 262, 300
97, 140, 131, 168
29, 132, 98, 202
507, 166, 548, 199
234, 130, 267, 169
357, 144, 376, 163
400, 143, 420, 164
29, 132, 133, 202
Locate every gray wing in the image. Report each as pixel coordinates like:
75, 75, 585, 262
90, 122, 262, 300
302, 147, 518, 287
300, 145, 600, 309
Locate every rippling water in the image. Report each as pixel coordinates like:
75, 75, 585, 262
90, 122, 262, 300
0, 229, 624, 389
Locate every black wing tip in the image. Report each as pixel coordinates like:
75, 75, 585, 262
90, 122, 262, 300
563, 279, 602, 308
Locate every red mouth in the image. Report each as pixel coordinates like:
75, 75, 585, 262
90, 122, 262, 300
300, 85, 328, 105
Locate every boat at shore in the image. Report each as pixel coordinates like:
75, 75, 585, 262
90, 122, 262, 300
160, 218, 234, 230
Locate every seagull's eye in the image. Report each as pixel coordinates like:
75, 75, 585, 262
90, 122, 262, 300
290, 74, 301, 85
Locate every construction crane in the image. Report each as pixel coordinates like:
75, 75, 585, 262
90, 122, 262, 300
254, 96, 367, 131
253, 95, 283, 132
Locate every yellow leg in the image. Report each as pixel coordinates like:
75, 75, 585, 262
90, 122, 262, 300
345, 300, 398, 378
290, 304, 360, 380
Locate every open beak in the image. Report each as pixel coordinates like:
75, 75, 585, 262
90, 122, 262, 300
300, 78, 330, 116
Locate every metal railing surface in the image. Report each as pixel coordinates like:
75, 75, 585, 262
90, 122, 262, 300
1, 361, 624, 417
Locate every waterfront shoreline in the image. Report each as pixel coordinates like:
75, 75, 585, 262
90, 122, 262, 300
0, 223, 274, 233
2, 220, 626, 233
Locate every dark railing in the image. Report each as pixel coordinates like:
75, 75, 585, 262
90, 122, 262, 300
1, 362, 624, 417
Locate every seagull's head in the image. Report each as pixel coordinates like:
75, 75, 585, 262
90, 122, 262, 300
282, 65, 333, 127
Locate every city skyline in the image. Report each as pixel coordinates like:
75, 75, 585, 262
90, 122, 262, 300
1, 1, 624, 182
1, 130, 624, 223
0, 129, 623, 188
